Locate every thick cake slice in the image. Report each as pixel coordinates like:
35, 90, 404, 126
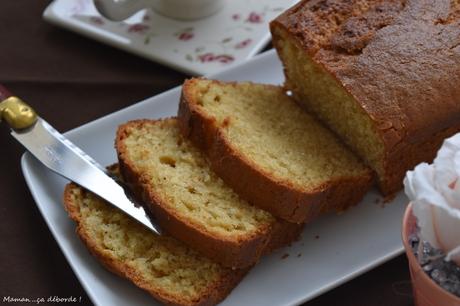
178, 78, 373, 224
271, 0, 460, 195
116, 118, 302, 268
64, 181, 247, 306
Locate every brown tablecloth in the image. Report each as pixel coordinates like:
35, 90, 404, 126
0, 1, 414, 305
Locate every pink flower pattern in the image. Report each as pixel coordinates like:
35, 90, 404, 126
178, 32, 194, 41
246, 12, 263, 23
128, 23, 149, 34
235, 39, 252, 49
198, 53, 234, 64
175, 28, 195, 41
232, 13, 241, 20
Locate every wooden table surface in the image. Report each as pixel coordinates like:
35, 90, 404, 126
0, 1, 414, 305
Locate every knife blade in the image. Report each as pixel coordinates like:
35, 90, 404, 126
0, 85, 161, 235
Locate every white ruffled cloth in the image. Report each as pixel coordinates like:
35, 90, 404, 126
404, 133, 460, 264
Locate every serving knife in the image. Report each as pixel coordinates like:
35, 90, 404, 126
0, 85, 161, 235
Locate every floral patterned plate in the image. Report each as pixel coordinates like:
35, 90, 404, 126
43, 0, 298, 75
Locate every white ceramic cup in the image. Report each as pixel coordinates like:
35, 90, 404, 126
93, 0, 225, 21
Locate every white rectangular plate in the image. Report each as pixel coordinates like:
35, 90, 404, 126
21, 50, 408, 306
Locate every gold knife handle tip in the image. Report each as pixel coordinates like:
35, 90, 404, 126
0, 86, 37, 130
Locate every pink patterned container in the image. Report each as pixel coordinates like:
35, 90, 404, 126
402, 203, 460, 306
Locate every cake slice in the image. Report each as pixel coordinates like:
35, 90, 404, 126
270, 0, 460, 195
116, 118, 302, 268
178, 78, 373, 224
64, 178, 247, 306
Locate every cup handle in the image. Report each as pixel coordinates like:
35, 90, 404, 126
93, 0, 150, 21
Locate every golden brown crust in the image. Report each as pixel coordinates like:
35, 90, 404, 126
115, 119, 301, 268
178, 78, 373, 223
271, 0, 460, 195
265, 220, 305, 253
63, 183, 249, 306
379, 122, 460, 194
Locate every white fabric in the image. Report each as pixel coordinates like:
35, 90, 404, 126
404, 133, 460, 264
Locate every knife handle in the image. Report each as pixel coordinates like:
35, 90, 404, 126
0, 85, 38, 130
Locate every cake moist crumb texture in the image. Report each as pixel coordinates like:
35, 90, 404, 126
116, 118, 302, 268
179, 78, 373, 223
64, 178, 247, 306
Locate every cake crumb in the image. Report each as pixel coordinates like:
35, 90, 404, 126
281, 253, 290, 259
374, 197, 388, 208
315, 235, 320, 240
383, 193, 397, 203
297, 253, 302, 257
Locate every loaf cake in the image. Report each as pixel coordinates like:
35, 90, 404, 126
270, 0, 460, 195
63, 177, 247, 306
116, 118, 303, 268
178, 78, 373, 224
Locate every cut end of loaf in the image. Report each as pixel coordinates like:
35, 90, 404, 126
271, 0, 460, 195
271, 26, 385, 179
271, 3, 390, 192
